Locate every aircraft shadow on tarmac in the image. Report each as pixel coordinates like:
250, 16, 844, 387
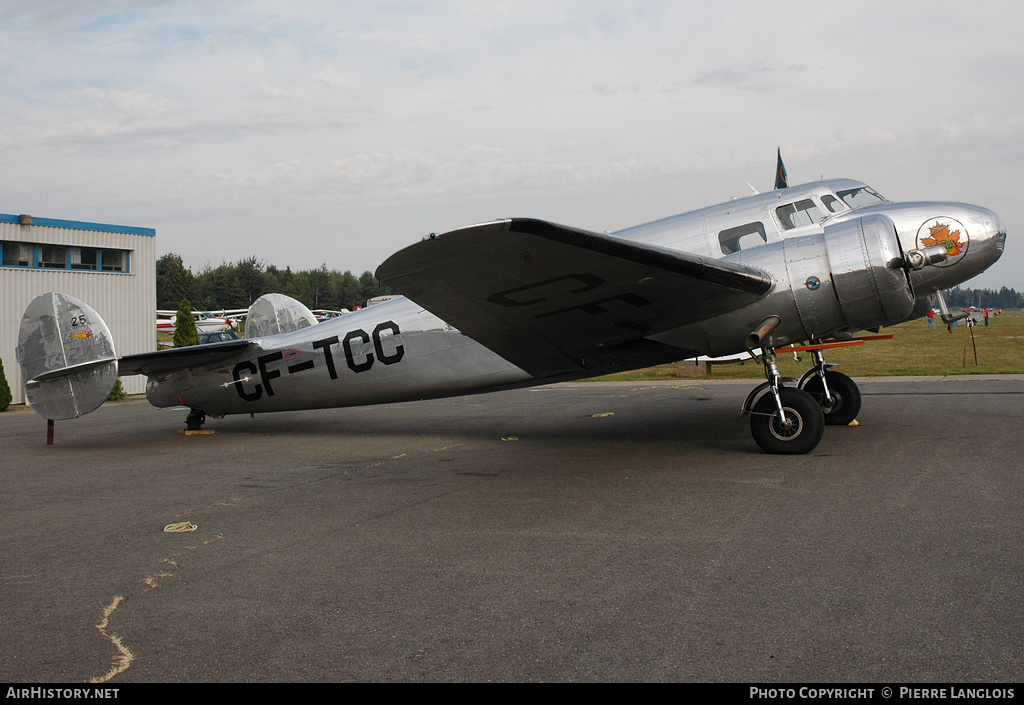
17, 388, 774, 455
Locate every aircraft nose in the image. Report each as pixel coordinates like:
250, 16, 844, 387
961, 205, 1006, 276
983, 207, 1007, 253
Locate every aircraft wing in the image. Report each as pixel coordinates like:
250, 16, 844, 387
119, 339, 255, 378
376, 218, 774, 377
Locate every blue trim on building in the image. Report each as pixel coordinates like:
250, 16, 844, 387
0, 213, 156, 236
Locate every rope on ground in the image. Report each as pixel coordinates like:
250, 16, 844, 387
163, 522, 197, 533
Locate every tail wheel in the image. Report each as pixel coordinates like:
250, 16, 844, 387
801, 370, 861, 426
185, 409, 207, 431
750, 387, 824, 455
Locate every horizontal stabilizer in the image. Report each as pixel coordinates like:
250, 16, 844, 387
31, 357, 119, 383
119, 339, 254, 378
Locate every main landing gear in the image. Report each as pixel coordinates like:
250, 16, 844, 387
744, 348, 824, 455
798, 349, 861, 427
742, 342, 862, 455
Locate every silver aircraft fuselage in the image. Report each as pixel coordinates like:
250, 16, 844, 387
615, 178, 1003, 299
144, 178, 1005, 418
145, 299, 534, 416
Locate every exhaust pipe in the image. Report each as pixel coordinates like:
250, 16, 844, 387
746, 315, 781, 351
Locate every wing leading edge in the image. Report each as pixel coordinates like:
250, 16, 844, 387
377, 218, 774, 378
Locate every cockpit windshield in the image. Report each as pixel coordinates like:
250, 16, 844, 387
837, 186, 886, 209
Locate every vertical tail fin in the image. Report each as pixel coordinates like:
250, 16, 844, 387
775, 147, 789, 190
16, 293, 118, 419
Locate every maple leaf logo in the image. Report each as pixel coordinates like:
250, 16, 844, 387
921, 222, 965, 257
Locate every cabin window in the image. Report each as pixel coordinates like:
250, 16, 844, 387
719, 221, 767, 255
837, 186, 886, 209
776, 199, 823, 230
1, 241, 33, 267
821, 194, 845, 213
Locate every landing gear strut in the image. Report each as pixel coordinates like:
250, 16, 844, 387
744, 347, 824, 455
185, 408, 206, 431
799, 349, 861, 426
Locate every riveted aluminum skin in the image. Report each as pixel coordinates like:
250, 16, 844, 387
145, 296, 533, 416
828, 202, 1007, 300
780, 234, 845, 341
647, 215, 916, 355
822, 214, 914, 330
15, 292, 118, 419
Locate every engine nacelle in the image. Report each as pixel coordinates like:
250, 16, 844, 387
822, 214, 915, 331
653, 214, 917, 355
779, 213, 915, 341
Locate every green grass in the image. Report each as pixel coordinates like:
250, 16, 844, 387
589, 311, 1024, 381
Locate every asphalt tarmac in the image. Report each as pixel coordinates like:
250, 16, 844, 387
2, 376, 1022, 683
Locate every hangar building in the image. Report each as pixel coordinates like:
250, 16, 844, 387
1, 213, 156, 406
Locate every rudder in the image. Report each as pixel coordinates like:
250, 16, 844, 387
16, 292, 118, 419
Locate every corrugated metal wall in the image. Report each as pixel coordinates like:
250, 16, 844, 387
1, 218, 156, 406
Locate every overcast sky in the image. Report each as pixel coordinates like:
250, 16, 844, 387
2, 1, 1022, 289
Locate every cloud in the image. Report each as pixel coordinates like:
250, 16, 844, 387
0, 0, 172, 33
1, 2, 1024, 288
694, 67, 772, 86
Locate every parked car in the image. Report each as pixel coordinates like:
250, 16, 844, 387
198, 331, 240, 344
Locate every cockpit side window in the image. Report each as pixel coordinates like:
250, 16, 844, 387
837, 186, 886, 208
775, 199, 823, 230
821, 194, 845, 213
719, 221, 767, 255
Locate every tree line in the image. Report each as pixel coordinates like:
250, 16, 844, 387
156, 254, 392, 312
944, 286, 1024, 310
156, 252, 1024, 315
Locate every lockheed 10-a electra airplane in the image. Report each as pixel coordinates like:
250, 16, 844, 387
16, 175, 1005, 454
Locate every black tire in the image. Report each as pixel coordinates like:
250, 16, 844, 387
801, 371, 861, 426
750, 387, 824, 455
185, 408, 206, 431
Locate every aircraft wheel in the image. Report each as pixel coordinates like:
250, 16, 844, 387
801, 371, 861, 426
750, 387, 824, 455
185, 408, 207, 431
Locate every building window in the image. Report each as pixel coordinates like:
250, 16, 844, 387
1, 240, 131, 273
39, 244, 68, 268
101, 249, 127, 272
1, 241, 33, 267
72, 247, 99, 270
